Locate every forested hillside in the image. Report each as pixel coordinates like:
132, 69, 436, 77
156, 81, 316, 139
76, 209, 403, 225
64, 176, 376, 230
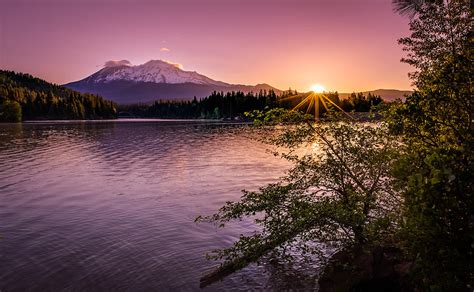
0, 70, 117, 122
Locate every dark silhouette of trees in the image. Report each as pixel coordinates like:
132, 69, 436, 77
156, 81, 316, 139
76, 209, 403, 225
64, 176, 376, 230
392, 0, 437, 16
197, 109, 401, 287
0, 100, 22, 122
388, 0, 473, 289
341, 92, 383, 112
197, 1, 471, 290
118, 90, 383, 119
0, 70, 117, 121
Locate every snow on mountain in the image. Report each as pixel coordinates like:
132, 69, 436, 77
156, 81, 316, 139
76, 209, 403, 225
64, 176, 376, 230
64, 59, 282, 104
82, 60, 229, 86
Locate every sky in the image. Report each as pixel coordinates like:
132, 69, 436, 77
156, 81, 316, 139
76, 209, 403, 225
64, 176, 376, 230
0, 0, 413, 92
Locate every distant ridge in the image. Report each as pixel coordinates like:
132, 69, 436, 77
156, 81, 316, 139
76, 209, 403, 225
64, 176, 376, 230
64, 60, 411, 104
339, 89, 412, 101
64, 60, 282, 104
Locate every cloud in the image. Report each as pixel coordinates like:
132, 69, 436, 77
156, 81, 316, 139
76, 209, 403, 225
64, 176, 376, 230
163, 60, 183, 69
104, 60, 132, 67
160, 47, 171, 52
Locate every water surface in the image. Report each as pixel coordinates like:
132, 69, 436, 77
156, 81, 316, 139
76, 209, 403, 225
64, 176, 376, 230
0, 120, 317, 291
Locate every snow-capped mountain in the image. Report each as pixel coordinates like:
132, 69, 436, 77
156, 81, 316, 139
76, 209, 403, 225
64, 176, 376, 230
65, 60, 281, 104
82, 60, 229, 86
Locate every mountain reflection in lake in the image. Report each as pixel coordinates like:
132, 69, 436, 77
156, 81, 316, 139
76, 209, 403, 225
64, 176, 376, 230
0, 120, 319, 291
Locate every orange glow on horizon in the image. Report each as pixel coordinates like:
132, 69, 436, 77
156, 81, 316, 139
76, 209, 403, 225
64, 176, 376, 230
310, 84, 326, 93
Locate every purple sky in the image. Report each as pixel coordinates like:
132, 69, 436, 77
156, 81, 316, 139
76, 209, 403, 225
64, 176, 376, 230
0, 0, 412, 92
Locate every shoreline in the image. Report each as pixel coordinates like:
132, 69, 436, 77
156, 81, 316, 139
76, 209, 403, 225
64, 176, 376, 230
17, 118, 253, 125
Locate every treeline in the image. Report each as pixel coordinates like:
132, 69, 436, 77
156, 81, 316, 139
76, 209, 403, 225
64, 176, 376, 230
279, 91, 383, 112
119, 90, 279, 119
118, 90, 383, 119
0, 70, 117, 122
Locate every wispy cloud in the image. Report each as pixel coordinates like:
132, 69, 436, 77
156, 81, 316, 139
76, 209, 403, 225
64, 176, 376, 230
163, 60, 183, 69
104, 60, 132, 67
160, 47, 171, 52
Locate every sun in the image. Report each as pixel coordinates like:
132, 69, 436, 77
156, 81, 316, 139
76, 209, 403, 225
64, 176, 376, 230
310, 84, 326, 93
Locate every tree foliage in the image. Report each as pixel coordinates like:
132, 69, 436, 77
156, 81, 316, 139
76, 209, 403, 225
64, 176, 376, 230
392, 0, 441, 17
198, 1, 472, 290
197, 110, 401, 285
388, 0, 473, 289
0, 70, 117, 121
118, 90, 279, 119
0, 100, 22, 122
118, 90, 383, 119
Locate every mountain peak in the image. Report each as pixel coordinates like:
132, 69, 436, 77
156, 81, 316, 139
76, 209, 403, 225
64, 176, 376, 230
64, 59, 282, 104
143, 59, 171, 66
104, 60, 132, 68
82, 59, 227, 86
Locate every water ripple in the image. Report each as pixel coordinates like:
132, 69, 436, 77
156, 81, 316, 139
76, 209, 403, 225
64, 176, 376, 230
0, 120, 297, 291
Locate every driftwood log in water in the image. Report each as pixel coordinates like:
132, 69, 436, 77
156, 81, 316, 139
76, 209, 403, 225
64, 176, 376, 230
199, 239, 282, 288
200, 263, 242, 288
199, 224, 316, 287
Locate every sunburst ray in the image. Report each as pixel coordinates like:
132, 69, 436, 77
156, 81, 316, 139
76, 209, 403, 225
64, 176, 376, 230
306, 97, 315, 114
321, 95, 354, 120
293, 94, 312, 111
289, 92, 353, 121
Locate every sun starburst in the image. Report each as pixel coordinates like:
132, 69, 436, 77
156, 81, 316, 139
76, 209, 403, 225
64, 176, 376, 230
280, 91, 353, 121
310, 84, 325, 93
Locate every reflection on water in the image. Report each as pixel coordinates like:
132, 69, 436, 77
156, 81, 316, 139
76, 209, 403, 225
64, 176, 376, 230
0, 120, 317, 291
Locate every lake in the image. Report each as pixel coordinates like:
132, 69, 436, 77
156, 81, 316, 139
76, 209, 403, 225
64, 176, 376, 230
0, 120, 319, 291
